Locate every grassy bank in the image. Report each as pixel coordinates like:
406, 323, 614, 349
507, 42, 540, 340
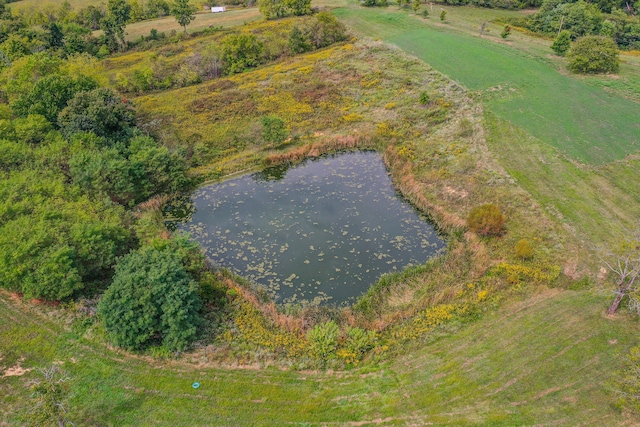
2, 288, 637, 425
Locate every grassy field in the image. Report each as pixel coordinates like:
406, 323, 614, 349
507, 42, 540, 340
123, 9, 262, 41
334, 4, 640, 165
2, 288, 638, 425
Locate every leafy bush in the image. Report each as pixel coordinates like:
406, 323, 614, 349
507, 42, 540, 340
97, 247, 202, 352
551, 30, 572, 56
128, 135, 194, 199
69, 134, 193, 205
291, 13, 348, 52
261, 115, 288, 144
515, 239, 533, 259
10, 74, 98, 124
346, 327, 376, 356
220, 33, 264, 75
440, 10, 447, 21
288, 26, 310, 54
0, 171, 130, 300
259, 0, 311, 19
567, 36, 619, 74
467, 204, 506, 237
530, 0, 603, 40
307, 320, 339, 361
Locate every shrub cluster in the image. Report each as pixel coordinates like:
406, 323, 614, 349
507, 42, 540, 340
567, 35, 619, 74
115, 14, 348, 94
258, 0, 312, 19
467, 204, 506, 237
0, 54, 196, 307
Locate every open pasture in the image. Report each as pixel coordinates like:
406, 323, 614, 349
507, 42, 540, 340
334, 4, 640, 165
1, 288, 637, 425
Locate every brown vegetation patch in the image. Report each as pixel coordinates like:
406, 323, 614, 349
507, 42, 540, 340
189, 89, 257, 119
206, 79, 238, 92
2, 358, 31, 378
263, 135, 375, 168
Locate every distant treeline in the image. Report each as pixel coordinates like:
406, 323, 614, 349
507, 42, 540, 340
437, 0, 640, 50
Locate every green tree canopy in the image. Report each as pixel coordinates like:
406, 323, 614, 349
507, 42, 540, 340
11, 74, 98, 124
58, 87, 136, 142
97, 247, 202, 352
0, 170, 131, 300
101, 0, 131, 52
171, 0, 197, 34
567, 35, 619, 73
221, 33, 264, 75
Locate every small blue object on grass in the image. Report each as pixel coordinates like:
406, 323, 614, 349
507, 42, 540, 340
192, 382, 200, 389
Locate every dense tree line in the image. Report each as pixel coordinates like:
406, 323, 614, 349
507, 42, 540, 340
493, 0, 640, 49
0, 37, 204, 351
422, 0, 640, 49
0, 0, 350, 352
0, 0, 202, 62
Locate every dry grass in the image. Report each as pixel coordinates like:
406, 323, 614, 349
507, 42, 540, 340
123, 9, 262, 41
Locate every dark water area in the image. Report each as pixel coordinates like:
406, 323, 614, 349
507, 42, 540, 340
180, 152, 445, 305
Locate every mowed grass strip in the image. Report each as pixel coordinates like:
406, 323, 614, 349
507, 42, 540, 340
335, 5, 640, 165
485, 111, 640, 245
2, 289, 637, 425
0, 294, 397, 426
391, 289, 639, 425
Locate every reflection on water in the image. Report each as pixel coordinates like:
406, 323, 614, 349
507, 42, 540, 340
180, 152, 445, 305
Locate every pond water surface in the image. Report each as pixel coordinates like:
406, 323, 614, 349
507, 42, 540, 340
181, 152, 445, 305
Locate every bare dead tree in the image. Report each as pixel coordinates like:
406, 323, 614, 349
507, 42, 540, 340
27, 365, 74, 427
598, 232, 640, 315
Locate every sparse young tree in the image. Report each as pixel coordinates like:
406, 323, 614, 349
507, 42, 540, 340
171, 0, 197, 34
551, 30, 572, 56
101, 0, 131, 51
501, 24, 511, 39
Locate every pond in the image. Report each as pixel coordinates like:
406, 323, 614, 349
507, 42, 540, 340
180, 152, 445, 305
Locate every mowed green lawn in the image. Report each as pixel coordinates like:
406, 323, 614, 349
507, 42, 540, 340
335, 5, 640, 165
1, 289, 637, 425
